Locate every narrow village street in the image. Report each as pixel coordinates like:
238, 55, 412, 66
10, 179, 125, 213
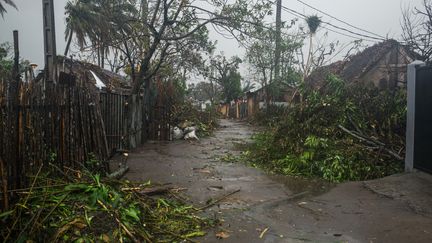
125, 119, 432, 243
4, 1, 432, 242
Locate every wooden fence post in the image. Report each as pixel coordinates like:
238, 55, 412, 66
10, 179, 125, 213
13, 30, 19, 82
0, 158, 8, 210
42, 0, 58, 84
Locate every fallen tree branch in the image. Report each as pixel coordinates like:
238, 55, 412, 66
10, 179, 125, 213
198, 189, 241, 211
338, 125, 403, 161
49, 163, 74, 182
136, 186, 173, 195
107, 166, 129, 179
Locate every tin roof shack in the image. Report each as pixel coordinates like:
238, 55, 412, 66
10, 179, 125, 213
56, 56, 131, 93
55, 57, 134, 151
307, 40, 418, 90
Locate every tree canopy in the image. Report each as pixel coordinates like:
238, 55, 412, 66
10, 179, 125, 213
64, 0, 273, 95
402, 0, 432, 61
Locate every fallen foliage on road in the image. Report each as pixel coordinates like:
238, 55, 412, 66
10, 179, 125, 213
0, 167, 212, 242
242, 75, 405, 182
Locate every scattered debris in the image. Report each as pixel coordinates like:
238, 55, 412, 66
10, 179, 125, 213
199, 189, 241, 210
137, 185, 175, 195
172, 124, 200, 141
179, 120, 194, 130
208, 186, 224, 191
193, 167, 212, 174
259, 227, 269, 239
185, 129, 199, 141
173, 126, 184, 140
107, 165, 129, 179
184, 126, 198, 134
216, 231, 230, 239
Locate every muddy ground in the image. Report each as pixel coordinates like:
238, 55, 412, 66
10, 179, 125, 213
123, 119, 432, 243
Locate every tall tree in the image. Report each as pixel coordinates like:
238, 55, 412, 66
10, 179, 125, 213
402, 0, 432, 61
206, 55, 243, 102
188, 81, 221, 104
65, 0, 272, 87
0, 0, 16, 17
246, 25, 302, 104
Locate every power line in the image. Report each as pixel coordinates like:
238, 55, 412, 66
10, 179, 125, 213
295, 0, 387, 39
281, 5, 387, 42
321, 25, 378, 43
281, 6, 376, 42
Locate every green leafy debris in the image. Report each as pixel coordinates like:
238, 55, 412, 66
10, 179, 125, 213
240, 75, 405, 182
1, 170, 213, 242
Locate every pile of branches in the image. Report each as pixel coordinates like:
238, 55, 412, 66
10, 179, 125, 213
0, 166, 212, 242
244, 75, 406, 182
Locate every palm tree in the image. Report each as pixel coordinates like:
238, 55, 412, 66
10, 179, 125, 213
64, 0, 96, 56
0, 0, 17, 17
91, 0, 137, 68
304, 15, 321, 79
64, 0, 136, 67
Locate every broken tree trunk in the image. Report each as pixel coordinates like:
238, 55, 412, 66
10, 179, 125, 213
107, 166, 129, 180
338, 125, 403, 161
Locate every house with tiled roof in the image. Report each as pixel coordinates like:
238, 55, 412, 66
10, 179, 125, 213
307, 39, 418, 89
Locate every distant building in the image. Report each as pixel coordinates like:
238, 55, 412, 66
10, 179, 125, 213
306, 39, 418, 89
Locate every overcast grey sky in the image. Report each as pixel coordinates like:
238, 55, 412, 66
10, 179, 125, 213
0, 0, 424, 72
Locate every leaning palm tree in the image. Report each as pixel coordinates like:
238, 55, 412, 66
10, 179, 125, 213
0, 0, 17, 17
64, 0, 136, 67
303, 15, 321, 79
64, 0, 97, 56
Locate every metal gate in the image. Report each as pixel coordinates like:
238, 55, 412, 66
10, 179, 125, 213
406, 62, 432, 173
100, 91, 128, 152
413, 66, 432, 172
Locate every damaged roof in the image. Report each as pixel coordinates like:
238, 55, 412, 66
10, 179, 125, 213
306, 39, 418, 88
58, 56, 131, 93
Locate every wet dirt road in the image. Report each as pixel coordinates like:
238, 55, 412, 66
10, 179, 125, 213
124, 119, 432, 243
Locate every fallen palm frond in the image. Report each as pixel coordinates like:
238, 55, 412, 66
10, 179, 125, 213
0, 171, 213, 242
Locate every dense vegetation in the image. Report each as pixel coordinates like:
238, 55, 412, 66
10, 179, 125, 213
242, 75, 406, 182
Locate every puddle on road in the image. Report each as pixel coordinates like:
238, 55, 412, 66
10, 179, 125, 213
269, 174, 334, 196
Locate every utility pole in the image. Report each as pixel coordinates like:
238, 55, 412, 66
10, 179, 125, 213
274, 0, 282, 84
42, 0, 57, 84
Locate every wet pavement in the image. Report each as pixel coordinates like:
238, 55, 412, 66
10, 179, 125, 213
124, 119, 432, 243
